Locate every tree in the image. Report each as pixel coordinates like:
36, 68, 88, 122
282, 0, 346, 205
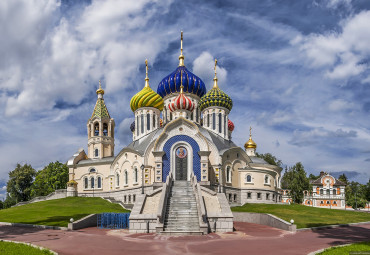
283, 162, 310, 204
255, 152, 283, 168
308, 173, 320, 180
365, 179, 370, 202
6, 164, 36, 203
3, 194, 16, 208
338, 174, 349, 185
0, 200, 3, 210
345, 181, 367, 209
31, 161, 69, 197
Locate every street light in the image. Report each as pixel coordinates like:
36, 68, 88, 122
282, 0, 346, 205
141, 164, 145, 194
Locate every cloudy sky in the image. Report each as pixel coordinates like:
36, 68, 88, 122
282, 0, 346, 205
1, 0, 370, 198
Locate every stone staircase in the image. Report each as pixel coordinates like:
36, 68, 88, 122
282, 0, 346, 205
162, 181, 203, 235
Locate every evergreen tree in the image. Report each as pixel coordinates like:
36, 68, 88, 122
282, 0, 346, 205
6, 164, 36, 203
308, 173, 320, 180
338, 174, 349, 184
284, 162, 310, 204
31, 161, 69, 197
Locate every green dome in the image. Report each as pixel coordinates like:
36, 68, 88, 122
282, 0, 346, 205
199, 87, 233, 112
130, 86, 164, 112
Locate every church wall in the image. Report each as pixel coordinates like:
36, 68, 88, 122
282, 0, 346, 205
72, 163, 111, 193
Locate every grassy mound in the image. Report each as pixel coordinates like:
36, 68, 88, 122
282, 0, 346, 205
0, 240, 54, 255
0, 197, 129, 227
317, 241, 370, 254
232, 203, 370, 228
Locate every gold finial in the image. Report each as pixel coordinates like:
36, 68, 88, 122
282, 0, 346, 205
180, 84, 184, 94
213, 58, 219, 89
245, 126, 257, 149
96, 80, 105, 95
179, 31, 185, 66
144, 59, 150, 88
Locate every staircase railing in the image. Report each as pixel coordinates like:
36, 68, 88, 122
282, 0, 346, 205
190, 172, 208, 233
156, 171, 173, 231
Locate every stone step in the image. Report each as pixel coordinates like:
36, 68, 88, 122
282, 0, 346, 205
160, 231, 203, 236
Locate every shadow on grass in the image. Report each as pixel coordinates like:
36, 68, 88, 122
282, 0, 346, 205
311, 224, 370, 246
26, 214, 88, 227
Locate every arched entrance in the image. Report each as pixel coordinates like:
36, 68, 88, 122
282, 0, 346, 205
175, 146, 188, 180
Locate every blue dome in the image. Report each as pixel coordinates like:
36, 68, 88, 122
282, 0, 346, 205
157, 66, 207, 98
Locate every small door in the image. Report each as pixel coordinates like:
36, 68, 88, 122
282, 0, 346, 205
175, 147, 188, 180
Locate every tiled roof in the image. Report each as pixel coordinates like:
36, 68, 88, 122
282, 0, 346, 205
92, 98, 110, 119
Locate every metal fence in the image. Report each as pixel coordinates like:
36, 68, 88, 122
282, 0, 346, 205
97, 213, 130, 229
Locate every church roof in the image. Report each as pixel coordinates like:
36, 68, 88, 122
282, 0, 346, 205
310, 176, 346, 186
92, 98, 110, 119
248, 156, 269, 164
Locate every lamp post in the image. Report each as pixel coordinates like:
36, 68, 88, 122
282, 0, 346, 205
141, 164, 145, 194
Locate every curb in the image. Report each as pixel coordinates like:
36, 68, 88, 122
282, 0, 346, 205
0, 222, 68, 230
307, 243, 352, 255
0, 239, 58, 255
297, 221, 370, 232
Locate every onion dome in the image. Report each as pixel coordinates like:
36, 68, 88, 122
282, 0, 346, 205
157, 32, 207, 98
130, 121, 135, 133
228, 119, 234, 132
130, 60, 164, 112
199, 59, 233, 112
244, 126, 257, 149
168, 85, 194, 112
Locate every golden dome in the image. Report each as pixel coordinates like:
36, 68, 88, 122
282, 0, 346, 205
244, 126, 257, 149
96, 80, 104, 95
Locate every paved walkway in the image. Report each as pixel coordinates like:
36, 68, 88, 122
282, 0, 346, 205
0, 222, 369, 255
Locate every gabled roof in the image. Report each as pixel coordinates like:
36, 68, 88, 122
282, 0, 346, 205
310, 175, 346, 186
92, 98, 110, 119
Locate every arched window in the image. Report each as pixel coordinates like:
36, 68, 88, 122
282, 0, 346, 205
136, 116, 139, 136
218, 113, 222, 133
333, 201, 337, 204
116, 173, 120, 186
95, 149, 99, 157
103, 123, 108, 136
307, 201, 310, 204
212, 113, 216, 130
141, 114, 144, 134
89, 168, 96, 173
153, 114, 156, 128
207, 114, 210, 127
327, 189, 330, 195
333, 189, 336, 195
84, 177, 88, 189
246, 175, 252, 183
134, 167, 138, 183
125, 170, 128, 185
90, 177, 94, 189
147, 113, 150, 131
97, 176, 102, 188
224, 115, 227, 136
320, 189, 323, 195
170, 112, 173, 121
264, 175, 269, 184
196, 109, 198, 122
191, 112, 193, 120
320, 201, 324, 204
94, 123, 99, 136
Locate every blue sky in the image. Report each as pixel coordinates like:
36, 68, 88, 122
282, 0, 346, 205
1, 0, 370, 199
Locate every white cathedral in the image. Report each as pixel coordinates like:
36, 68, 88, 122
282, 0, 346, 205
67, 33, 283, 234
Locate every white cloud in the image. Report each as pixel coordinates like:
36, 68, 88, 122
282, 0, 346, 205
299, 11, 370, 80
192, 52, 227, 90
328, 99, 354, 111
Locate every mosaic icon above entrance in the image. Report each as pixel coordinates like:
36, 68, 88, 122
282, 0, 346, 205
176, 147, 187, 158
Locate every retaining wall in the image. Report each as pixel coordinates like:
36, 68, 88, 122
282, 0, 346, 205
233, 212, 296, 232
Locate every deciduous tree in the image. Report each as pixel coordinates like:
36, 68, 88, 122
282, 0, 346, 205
6, 164, 36, 203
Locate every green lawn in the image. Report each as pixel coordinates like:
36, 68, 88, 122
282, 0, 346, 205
317, 241, 370, 254
0, 197, 129, 227
0, 240, 54, 255
231, 203, 370, 228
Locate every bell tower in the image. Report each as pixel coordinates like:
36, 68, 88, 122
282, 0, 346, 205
87, 81, 115, 159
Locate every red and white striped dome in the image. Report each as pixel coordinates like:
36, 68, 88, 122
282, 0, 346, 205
168, 85, 195, 112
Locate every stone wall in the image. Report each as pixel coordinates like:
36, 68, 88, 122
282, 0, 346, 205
13, 189, 67, 207
68, 214, 97, 230
233, 212, 296, 232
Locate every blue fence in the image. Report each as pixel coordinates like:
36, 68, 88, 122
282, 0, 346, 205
97, 213, 130, 229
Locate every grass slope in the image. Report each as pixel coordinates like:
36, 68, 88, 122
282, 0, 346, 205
0, 197, 129, 227
0, 240, 54, 255
317, 241, 370, 254
232, 203, 370, 228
